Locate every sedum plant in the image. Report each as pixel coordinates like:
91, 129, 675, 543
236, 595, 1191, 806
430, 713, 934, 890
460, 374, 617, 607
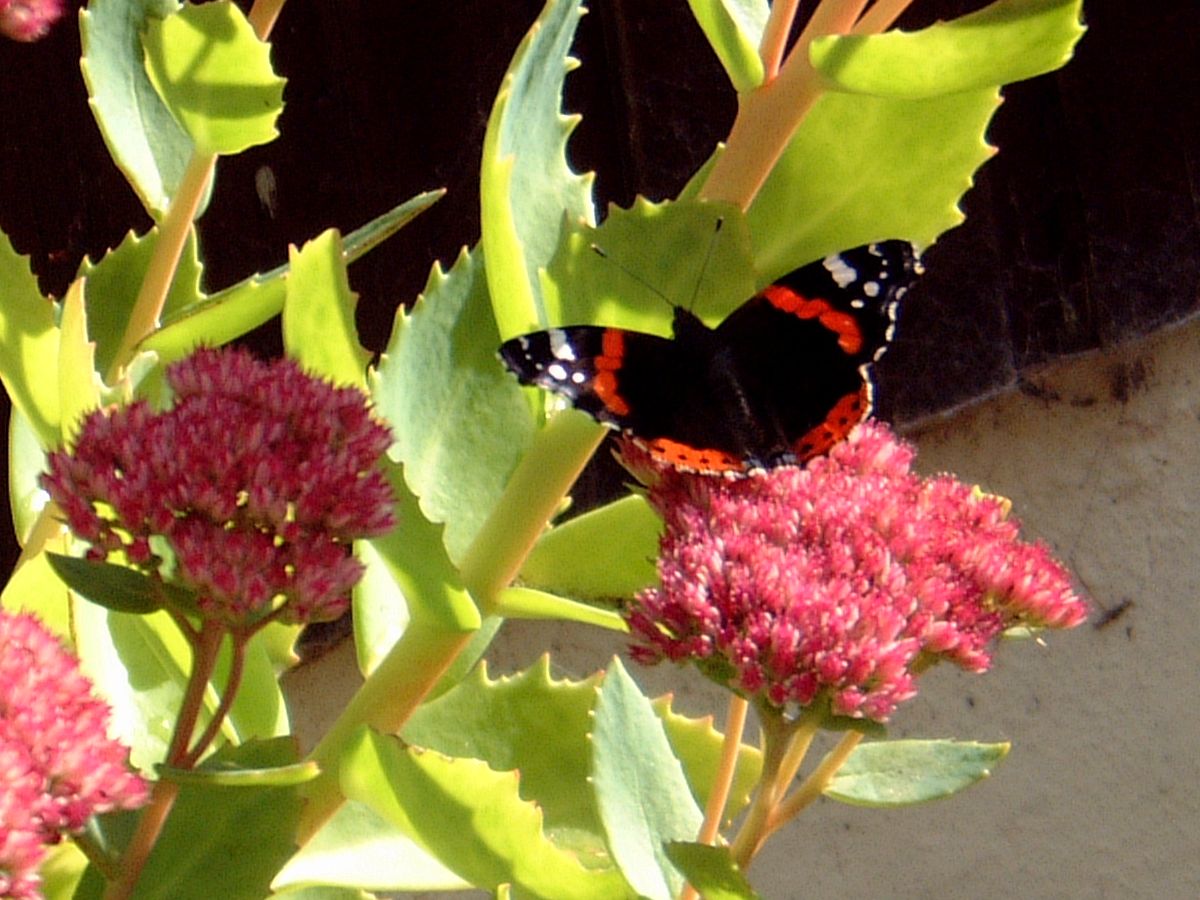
0, 0, 1089, 898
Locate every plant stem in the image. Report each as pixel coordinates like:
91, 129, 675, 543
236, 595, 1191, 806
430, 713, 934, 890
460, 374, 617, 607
103, 622, 224, 900
178, 633, 249, 768
728, 707, 822, 869
101, 778, 180, 900
105, 153, 216, 384
459, 410, 606, 611
699, 0, 872, 211
678, 694, 749, 900
759, 0, 801, 81
766, 729, 864, 839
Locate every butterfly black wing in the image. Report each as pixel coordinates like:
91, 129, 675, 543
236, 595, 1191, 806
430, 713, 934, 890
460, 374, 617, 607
712, 241, 922, 464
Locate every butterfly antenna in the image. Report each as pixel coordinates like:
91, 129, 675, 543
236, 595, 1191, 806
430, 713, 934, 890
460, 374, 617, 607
685, 216, 724, 313
589, 244, 675, 311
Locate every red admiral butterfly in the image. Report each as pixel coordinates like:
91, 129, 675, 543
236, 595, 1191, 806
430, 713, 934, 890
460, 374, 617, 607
499, 241, 922, 476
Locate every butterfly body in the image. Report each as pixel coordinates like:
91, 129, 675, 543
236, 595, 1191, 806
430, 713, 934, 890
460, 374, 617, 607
500, 241, 922, 475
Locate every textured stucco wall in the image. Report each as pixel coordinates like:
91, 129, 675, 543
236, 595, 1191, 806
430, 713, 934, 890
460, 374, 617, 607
287, 316, 1200, 898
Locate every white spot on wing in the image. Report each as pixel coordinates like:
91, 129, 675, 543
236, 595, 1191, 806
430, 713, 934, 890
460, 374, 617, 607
823, 254, 857, 288
547, 363, 569, 382
863, 281, 880, 298
548, 330, 576, 361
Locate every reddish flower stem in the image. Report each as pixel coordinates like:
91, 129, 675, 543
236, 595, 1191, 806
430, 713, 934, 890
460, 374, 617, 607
766, 730, 864, 840
178, 632, 249, 769
678, 695, 750, 900
103, 622, 224, 900
758, 0, 801, 81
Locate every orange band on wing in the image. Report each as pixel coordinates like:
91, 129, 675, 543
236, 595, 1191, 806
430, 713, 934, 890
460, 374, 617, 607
761, 286, 863, 354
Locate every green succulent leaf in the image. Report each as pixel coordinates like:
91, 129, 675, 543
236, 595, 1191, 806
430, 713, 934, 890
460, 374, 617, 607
685, 0, 767, 92
142, 0, 286, 156
521, 494, 661, 601
273, 799, 471, 893
342, 727, 629, 899
810, 0, 1086, 100
666, 842, 760, 900
593, 659, 704, 900
824, 739, 1010, 807
373, 247, 534, 563
535, 197, 756, 340
122, 740, 303, 899
44, 554, 183, 615
80, 0, 192, 218
140, 191, 442, 366
283, 230, 371, 390
744, 88, 1001, 283
77, 227, 203, 379
353, 460, 481, 677
740, 0, 1086, 282
401, 659, 760, 851
0, 231, 60, 447
480, 0, 594, 338
492, 586, 627, 630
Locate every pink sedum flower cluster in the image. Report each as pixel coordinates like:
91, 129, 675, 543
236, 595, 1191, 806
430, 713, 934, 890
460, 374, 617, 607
0, 0, 63, 42
1, 611, 147, 899
623, 422, 1088, 722
41, 348, 396, 629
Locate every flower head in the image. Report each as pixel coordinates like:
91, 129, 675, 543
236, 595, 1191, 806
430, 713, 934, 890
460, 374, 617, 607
41, 348, 397, 629
1, 611, 147, 899
622, 422, 1088, 722
0, 0, 64, 42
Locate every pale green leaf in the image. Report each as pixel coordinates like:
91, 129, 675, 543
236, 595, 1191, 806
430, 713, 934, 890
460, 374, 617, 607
80, 0, 192, 218
492, 586, 627, 630
480, 0, 595, 338
536, 197, 755, 340
824, 739, 1010, 807
56, 280, 101, 445
141, 190, 443, 367
745, 88, 1001, 283
77, 227, 203, 378
143, 0, 286, 156
343, 728, 629, 898
352, 461, 481, 676
593, 659, 703, 900
273, 800, 470, 893
373, 248, 533, 563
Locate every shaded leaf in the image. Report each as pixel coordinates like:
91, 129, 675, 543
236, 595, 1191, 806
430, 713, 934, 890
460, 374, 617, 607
44, 554, 181, 615
666, 842, 760, 900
